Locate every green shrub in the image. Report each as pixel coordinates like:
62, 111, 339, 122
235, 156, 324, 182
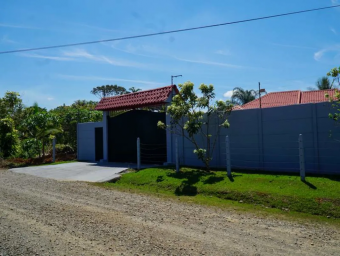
20, 138, 41, 159
55, 144, 75, 154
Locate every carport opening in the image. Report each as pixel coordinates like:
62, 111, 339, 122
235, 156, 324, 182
108, 109, 166, 164
95, 85, 179, 165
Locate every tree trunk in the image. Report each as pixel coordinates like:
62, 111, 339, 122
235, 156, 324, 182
42, 139, 45, 159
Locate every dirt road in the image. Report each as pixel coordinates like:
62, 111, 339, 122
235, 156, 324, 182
0, 169, 339, 255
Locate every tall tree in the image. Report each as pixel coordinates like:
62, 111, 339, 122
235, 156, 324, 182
129, 87, 142, 93
72, 100, 98, 110
0, 91, 24, 127
309, 77, 334, 90
231, 87, 257, 105
50, 105, 102, 150
90, 85, 127, 98
158, 81, 232, 171
326, 66, 340, 122
0, 117, 19, 158
21, 111, 62, 157
327, 66, 340, 88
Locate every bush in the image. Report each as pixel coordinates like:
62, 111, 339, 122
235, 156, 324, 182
20, 138, 41, 159
55, 144, 75, 154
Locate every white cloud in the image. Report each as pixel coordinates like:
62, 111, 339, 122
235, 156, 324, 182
314, 50, 326, 61
57, 74, 165, 86
223, 90, 233, 98
314, 45, 340, 61
62, 49, 146, 68
0, 23, 41, 30
1, 35, 18, 44
19, 89, 56, 109
19, 53, 74, 61
175, 57, 246, 69
215, 50, 231, 56
330, 28, 337, 35
270, 43, 316, 50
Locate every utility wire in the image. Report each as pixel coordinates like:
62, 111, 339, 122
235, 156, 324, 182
1, 4, 340, 55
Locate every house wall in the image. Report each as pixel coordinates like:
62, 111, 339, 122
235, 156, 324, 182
77, 121, 104, 162
77, 102, 340, 174
172, 102, 340, 174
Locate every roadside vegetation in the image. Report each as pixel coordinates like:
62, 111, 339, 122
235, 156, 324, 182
0, 85, 140, 168
96, 168, 340, 220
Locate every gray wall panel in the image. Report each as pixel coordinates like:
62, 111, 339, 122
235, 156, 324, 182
77, 122, 103, 162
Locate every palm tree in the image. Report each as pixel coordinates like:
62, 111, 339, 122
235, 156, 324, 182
309, 77, 334, 90
129, 87, 142, 93
231, 87, 258, 105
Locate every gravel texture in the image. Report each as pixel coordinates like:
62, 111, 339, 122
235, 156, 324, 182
0, 169, 339, 255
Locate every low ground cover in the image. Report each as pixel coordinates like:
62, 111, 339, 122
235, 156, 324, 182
97, 167, 340, 219
0, 153, 77, 168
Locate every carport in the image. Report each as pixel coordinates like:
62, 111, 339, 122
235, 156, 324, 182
77, 85, 178, 165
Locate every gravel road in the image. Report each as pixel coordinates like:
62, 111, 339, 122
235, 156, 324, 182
0, 169, 339, 256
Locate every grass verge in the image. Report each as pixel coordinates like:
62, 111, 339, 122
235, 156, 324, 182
95, 167, 340, 224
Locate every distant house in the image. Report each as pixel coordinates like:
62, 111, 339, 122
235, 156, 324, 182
235, 89, 337, 110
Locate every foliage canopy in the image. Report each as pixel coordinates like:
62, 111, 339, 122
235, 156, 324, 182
158, 81, 232, 171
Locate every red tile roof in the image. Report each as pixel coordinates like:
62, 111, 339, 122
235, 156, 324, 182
300, 89, 336, 104
235, 89, 337, 110
95, 85, 179, 111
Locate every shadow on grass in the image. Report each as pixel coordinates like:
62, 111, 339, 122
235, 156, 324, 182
169, 170, 210, 196
203, 176, 224, 184
175, 182, 198, 196
168, 170, 210, 184
179, 165, 340, 181
156, 176, 164, 182
302, 180, 317, 190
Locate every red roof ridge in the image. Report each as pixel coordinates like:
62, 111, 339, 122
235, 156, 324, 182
302, 88, 337, 93
266, 90, 301, 94
95, 85, 179, 111
103, 85, 178, 100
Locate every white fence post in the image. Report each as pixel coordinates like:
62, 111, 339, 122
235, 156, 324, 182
175, 137, 179, 173
52, 138, 56, 163
299, 134, 305, 181
137, 137, 141, 170
226, 136, 231, 177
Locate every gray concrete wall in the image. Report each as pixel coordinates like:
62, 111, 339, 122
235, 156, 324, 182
77, 122, 104, 162
173, 102, 340, 174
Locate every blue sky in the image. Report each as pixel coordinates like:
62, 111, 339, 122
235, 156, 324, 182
1, 0, 340, 109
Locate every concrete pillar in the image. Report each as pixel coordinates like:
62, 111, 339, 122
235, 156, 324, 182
102, 111, 109, 161
166, 109, 173, 164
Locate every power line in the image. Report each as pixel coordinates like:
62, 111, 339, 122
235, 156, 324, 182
1, 4, 339, 55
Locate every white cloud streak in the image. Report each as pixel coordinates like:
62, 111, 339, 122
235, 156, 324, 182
62, 49, 146, 67
215, 50, 231, 56
19, 53, 74, 61
57, 74, 165, 86
1, 35, 18, 44
18, 48, 147, 68
0, 23, 41, 30
223, 90, 233, 98
175, 57, 246, 69
330, 28, 337, 35
314, 45, 340, 61
270, 43, 316, 50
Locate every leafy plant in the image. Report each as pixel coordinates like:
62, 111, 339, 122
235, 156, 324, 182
325, 66, 340, 122
231, 87, 258, 105
0, 117, 20, 158
91, 85, 128, 98
20, 138, 42, 159
158, 81, 232, 171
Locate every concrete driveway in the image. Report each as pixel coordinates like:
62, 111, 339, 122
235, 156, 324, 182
10, 162, 136, 182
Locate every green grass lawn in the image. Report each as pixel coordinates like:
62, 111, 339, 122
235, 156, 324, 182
96, 167, 340, 220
